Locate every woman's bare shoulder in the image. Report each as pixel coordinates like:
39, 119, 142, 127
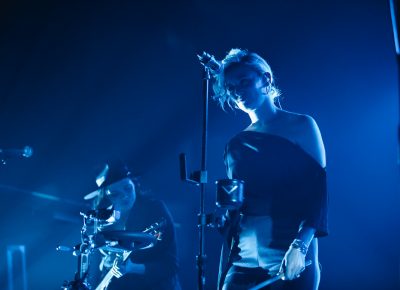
281, 110, 312, 124
296, 114, 326, 168
281, 111, 326, 167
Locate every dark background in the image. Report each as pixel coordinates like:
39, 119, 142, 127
0, 0, 399, 289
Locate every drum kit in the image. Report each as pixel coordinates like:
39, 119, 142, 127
58, 174, 244, 290
59, 206, 164, 290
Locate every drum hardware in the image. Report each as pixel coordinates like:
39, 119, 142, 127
59, 206, 165, 290
100, 231, 156, 252
94, 219, 166, 290
59, 207, 116, 289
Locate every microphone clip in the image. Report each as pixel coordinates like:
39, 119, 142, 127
197, 51, 221, 76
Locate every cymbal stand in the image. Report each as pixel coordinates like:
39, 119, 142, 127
60, 210, 109, 289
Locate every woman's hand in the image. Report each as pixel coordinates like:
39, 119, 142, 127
279, 246, 306, 280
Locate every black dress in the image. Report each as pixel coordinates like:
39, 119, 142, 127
219, 131, 328, 290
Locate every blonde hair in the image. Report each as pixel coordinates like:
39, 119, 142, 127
212, 48, 280, 109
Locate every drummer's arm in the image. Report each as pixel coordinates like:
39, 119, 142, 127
124, 259, 145, 274
139, 201, 180, 280
111, 258, 145, 278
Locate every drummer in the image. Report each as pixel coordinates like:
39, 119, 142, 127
90, 159, 182, 290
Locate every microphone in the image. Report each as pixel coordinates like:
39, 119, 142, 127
197, 51, 222, 75
0, 146, 33, 159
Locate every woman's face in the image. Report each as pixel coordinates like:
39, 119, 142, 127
105, 178, 136, 210
224, 64, 268, 112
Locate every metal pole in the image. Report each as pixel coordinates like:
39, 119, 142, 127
196, 67, 210, 290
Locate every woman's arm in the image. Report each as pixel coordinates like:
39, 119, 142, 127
280, 226, 316, 280
281, 114, 326, 280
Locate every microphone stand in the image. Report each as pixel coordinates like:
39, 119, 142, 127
179, 64, 212, 290
179, 52, 222, 290
196, 65, 211, 290
181, 64, 211, 290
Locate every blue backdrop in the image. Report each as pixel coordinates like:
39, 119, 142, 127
0, 0, 398, 289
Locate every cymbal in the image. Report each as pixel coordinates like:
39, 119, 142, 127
100, 231, 156, 251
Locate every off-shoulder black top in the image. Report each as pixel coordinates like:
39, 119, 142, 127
224, 131, 329, 241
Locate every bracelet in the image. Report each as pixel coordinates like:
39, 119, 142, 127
290, 239, 308, 255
